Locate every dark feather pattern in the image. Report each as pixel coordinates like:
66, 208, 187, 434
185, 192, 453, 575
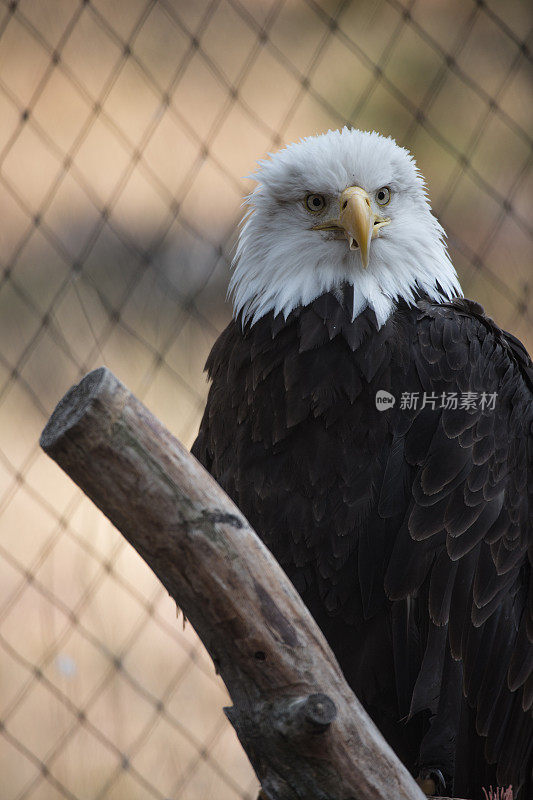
429, 548, 458, 625
192, 291, 533, 798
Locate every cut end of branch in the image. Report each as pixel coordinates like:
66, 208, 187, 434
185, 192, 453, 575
40, 367, 114, 453
270, 693, 338, 741
303, 693, 337, 732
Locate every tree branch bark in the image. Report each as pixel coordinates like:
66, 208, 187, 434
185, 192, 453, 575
40, 366, 428, 800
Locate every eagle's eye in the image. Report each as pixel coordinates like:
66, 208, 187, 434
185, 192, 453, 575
375, 186, 391, 206
305, 193, 326, 213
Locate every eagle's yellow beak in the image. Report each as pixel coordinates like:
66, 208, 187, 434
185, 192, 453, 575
313, 186, 390, 268
338, 187, 374, 267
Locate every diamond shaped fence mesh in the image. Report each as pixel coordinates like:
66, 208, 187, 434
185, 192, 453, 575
0, 0, 531, 798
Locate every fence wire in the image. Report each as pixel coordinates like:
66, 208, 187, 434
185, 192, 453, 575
0, 0, 531, 798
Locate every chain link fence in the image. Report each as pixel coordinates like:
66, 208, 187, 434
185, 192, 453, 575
0, 0, 531, 797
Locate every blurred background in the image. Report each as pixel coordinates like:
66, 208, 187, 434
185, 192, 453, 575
0, 0, 531, 797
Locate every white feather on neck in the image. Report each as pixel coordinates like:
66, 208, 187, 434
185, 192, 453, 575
229, 128, 462, 328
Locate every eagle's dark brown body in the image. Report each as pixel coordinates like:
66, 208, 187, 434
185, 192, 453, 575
192, 290, 533, 798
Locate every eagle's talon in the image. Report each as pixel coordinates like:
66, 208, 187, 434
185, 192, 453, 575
416, 767, 446, 796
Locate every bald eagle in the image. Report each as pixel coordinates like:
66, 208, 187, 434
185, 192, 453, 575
192, 128, 532, 799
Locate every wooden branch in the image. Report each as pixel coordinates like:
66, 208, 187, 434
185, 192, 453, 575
40, 367, 427, 800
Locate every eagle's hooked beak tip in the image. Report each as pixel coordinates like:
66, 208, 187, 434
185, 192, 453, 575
339, 186, 374, 268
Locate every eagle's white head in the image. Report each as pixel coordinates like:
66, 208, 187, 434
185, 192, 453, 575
229, 127, 462, 328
